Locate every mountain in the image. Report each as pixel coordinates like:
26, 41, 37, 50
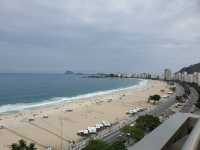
179, 63, 200, 74
64, 70, 85, 75
65, 70, 75, 75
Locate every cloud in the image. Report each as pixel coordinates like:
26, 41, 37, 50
0, 0, 200, 73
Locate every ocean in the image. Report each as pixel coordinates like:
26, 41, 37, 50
0, 74, 147, 113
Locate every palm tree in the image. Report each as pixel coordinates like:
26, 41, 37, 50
27, 143, 37, 150
11, 143, 18, 150
10, 139, 37, 150
19, 139, 27, 149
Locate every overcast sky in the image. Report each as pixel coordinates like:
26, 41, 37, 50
0, 0, 200, 73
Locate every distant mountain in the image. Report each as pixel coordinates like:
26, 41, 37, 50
64, 70, 85, 75
65, 70, 75, 75
179, 63, 200, 74
87, 73, 120, 78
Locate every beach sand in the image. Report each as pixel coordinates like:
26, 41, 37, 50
0, 80, 170, 150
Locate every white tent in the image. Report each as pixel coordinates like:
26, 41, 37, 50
102, 121, 111, 127
87, 127, 97, 134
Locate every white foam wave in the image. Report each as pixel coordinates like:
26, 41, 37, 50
0, 79, 148, 113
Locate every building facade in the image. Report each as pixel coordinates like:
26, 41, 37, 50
164, 69, 172, 81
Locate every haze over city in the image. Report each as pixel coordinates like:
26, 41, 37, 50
0, 0, 200, 73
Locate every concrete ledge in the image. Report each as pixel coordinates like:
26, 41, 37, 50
128, 113, 199, 150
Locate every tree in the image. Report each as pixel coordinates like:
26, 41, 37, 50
10, 139, 37, 150
83, 139, 127, 150
131, 127, 144, 141
121, 125, 144, 142
153, 95, 161, 104
11, 144, 18, 150
82, 140, 110, 150
27, 143, 37, 150
148, 95, 161, 104
135, 115, 161, 132
109, 140, 127, 150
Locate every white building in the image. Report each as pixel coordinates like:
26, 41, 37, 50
178, 72, 182, 81
193, 72, 198, 83
173, 71, 200, 86
198, 73, 200, 86
175, 72, 182, 81
164, 69, 172, 81
182, 72, 188, 82
187, 74, 194, 83
174, 72, 182, 81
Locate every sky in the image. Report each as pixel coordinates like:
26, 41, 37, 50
0, 0, 200, 74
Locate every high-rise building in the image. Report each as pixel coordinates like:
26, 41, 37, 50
174, 72, 181, 81
182, 72, 188, 82
198, 73, 200, 86
164, 69, 172, 81
178, 72, 182, 81
193, 72, 198, 83
187, 74, 194, 83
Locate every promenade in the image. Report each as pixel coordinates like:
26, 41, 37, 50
71, 83, 185, 150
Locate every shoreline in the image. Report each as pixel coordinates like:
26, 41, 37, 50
0, 80, 170, 150
0, 79, 148, 114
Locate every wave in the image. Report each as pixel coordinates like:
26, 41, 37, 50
0, 79, 148, 114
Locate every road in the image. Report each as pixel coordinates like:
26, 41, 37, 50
180, 86, 199, 113
71, 83, 186, 149
149, 83, 184, 116
103, 83, 185, 143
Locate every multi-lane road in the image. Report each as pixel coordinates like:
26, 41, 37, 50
72, 83, 186, 150
103, 83, 185, 143
149, 83, 184, 116
180, 86, 199, 113
72, 82, 199, 150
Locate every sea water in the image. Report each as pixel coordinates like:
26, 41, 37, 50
0, 74, 147, 113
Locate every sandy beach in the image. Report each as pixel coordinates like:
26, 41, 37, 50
0, 80, 170, 150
